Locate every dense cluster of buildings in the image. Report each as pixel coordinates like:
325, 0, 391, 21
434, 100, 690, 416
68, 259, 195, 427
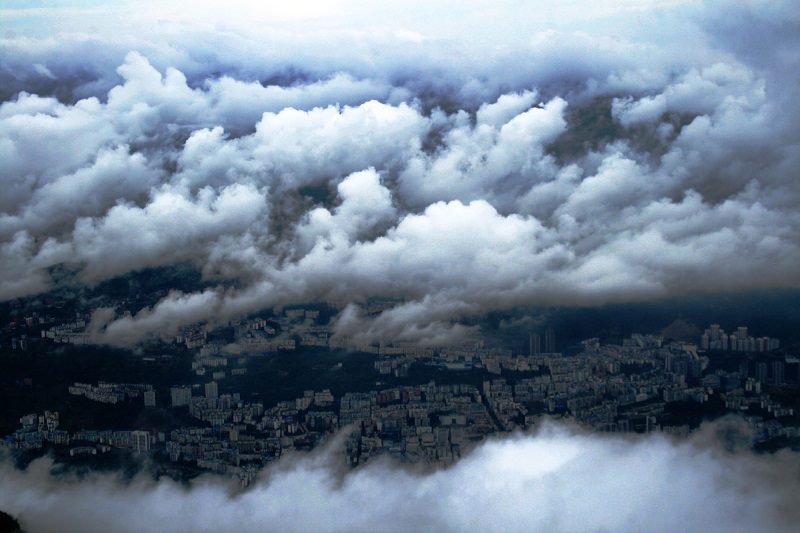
701, 323, 780, 352
68, 382, 154, 405
6, 324, 799, 486
4, 299, 799, 485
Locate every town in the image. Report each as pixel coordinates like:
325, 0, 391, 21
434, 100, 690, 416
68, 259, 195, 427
3, 295, 798, 488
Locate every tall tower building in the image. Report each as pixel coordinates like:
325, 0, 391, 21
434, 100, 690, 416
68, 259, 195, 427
737, 326, 749, 343
700, 334, 709, 350
219, 394, 232, 410
144, 389, 156, 407
756, 362, 769, 383
205, 381, 219, 399
170, 386, 192, 407
772, 361, 785, 385
545, 328, 556, 353
530, 333, 541, 356
131, 430, 150, 453
739, 360, 749, 379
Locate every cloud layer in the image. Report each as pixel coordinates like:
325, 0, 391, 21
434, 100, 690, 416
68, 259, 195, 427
1, 420, 799, 532
2, 0, 800, 344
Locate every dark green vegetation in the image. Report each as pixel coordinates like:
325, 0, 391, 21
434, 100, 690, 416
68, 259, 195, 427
226, 348, 378, 405
298, 184, 335, 206
764, 386, 800, 428
0, 509, 24, 533
40, 262, 216, 310
546, 97, 701, 166
660, 398, 728, 429
0, 344, 193, 436
8, 442, 147, 480
547, 97, 625, 163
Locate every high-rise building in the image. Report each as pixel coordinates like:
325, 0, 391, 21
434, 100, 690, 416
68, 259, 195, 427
131, 430, 150, 453
171, 386, 192, 407
530, 334, 541, 356
144, 389, 156, 407
205, 381, 219, 399
728, 327, 752, 351
703, 323, 727, 350
772, 361, 785, 385
219, 394, 232, 410
545, 328, 556, 353
700, 334, 709, 350
645, 416, 656, 433
739, 360, 749, 379
756, 362, 769, 383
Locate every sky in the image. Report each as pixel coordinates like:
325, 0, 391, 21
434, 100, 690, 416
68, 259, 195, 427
2, 1, 800, 531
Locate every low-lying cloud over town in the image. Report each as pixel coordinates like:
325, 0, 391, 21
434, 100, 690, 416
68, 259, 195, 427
2, 1, 800, 530
2, 420, 800, 533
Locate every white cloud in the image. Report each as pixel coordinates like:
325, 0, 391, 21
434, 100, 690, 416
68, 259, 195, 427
0, 0, 798, 343
71, 182, 269, 281
1, 420, 798, 532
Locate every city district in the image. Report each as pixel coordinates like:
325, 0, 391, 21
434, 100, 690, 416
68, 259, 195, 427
3, 302, 798, 487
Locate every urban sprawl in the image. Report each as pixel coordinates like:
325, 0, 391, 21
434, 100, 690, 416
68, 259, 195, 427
3, 303, 797, 487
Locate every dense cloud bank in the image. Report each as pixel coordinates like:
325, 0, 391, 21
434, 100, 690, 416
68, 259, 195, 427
1, 420, 799, 532
1, 0, 799, 344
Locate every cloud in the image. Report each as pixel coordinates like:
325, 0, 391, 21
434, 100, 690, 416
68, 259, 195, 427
73, 182, 269, 279
1, 420, 799, 532
297, 168, 397, 252
0, 0, 799, 345
396, 96, 568, 210
88, 289, 226, 346
0, 93, 120, 213
331, 297, 479, 346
